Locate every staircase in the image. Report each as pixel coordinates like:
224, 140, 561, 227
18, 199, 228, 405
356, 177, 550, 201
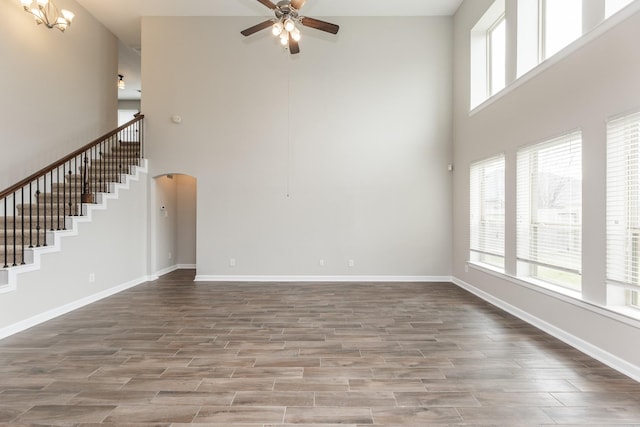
0, 116, 144, 286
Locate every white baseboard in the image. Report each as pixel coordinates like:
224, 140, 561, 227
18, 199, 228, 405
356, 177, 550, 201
451, 276, 640, 383
153, 264, 196, 278
0, 275, 150, 340
154, 264, 179, 277
194, 275, 451, 283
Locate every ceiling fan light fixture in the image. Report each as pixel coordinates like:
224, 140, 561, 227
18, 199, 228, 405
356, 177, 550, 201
279, 31, 289, 45
272, 21, 283, 36
284, 18, 295, 32
291, 28, 301, 41
240, 0, 340, 55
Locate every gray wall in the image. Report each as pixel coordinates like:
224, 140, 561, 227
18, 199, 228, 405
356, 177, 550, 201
142, 16, 454, 280
452, 1, 640, 377
0, 0, 118, 190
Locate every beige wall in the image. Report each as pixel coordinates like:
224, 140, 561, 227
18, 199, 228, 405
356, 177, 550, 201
142, 16, 454, 279
176, 174, 197, 267
452, 1, 640, 377
0, 0, 117, 190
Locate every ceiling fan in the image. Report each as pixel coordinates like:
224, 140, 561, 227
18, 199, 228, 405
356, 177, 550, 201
241, 0, 339, 55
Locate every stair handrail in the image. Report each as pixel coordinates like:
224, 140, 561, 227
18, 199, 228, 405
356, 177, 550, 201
0, 115, 144, 199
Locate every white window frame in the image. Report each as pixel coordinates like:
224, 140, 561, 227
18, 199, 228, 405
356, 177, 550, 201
517, 0, 583, 76
516, 131, 582, 291
470, 154, 506, 270
470, 0, 506, 109
606, 111, 640, 310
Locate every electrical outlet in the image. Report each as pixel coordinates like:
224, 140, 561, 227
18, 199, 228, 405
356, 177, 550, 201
230, 258, 236, 267
89, 273, 95, 283
319, 259, 325, 267
464, 264, 469, 273
168, 252, 172, 260
348, 259, 355, 268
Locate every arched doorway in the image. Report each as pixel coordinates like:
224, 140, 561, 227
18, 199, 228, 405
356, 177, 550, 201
153, 174, 197, 276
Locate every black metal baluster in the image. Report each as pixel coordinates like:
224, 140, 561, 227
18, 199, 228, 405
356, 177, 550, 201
67, 167, 72, 221
43, 175, 47, 247
3, 198, 7, 268
56, 168, 60, 230
28, 182, 33, 248
140, 120, 144, 159
36, 179, 41, 247
20, 188, 25, 264
75, 156, 79, 215
50, 170, 54, 231
12, 192, 16, 266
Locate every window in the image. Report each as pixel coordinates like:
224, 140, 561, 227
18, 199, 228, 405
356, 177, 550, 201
517, 0, 583, 76
470, 0, 506, 108
470, 155, 506, 269
631, 291, 640, 308
488, 15, 506, 96
605, 0, 635, 18
606, 112, 640, 308
517, 131, 582, 291
540, 0, 583, 60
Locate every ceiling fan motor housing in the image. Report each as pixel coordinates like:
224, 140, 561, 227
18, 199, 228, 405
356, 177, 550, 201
275, 2, 299, 20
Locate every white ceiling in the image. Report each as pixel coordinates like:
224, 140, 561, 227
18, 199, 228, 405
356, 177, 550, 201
76, 0, 464, 48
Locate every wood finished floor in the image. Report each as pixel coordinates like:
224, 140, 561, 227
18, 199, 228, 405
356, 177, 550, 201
1, 270, 640, 426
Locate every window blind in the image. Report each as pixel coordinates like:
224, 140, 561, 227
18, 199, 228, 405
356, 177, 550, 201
607, 111, 640, 289
470, 154, 505, 267
517, 131, 582, 276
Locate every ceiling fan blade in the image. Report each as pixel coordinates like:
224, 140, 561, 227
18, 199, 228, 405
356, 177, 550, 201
256, 0, 277, 10
300, 17, 339, 35
289, 32, 300, 54
290, 0, 306, 10
241, 20, 274, 36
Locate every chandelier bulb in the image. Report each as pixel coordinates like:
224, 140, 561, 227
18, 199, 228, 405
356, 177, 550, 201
272, 21, 283, 36
291, 28, 301, 42
20, 0, 31, 10
61, 9, 74, 23
284, 18, 295, 32
36, 0, 48, 8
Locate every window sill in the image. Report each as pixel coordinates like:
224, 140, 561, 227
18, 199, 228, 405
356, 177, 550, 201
467, 261, 640, 328
608, 304, 640, 322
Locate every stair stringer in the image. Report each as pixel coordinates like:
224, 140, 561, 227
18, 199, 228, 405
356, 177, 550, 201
0, 160, 151, 338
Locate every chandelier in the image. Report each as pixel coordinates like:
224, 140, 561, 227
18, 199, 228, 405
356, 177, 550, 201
271, 4, 301, 47
20, 0, 75, 32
